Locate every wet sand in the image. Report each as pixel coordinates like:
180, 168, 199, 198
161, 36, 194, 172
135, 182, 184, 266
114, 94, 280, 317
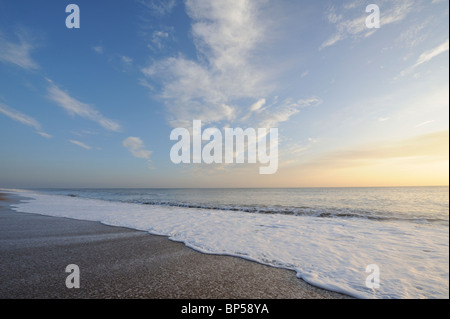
0, 192, 351, 299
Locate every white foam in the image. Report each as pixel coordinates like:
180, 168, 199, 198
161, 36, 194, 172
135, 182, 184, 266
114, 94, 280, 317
7, 190, 449, 299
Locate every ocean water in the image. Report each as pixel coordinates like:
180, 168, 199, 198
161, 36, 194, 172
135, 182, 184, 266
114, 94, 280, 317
4, 187, 449, 299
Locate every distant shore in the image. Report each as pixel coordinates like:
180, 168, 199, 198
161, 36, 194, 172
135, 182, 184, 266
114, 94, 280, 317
0, 192, 351, 299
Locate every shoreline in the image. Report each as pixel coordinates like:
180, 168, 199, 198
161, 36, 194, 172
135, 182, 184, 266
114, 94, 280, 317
0, 192, 352, 299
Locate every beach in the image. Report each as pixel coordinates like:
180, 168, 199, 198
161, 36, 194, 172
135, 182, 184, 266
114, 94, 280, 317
0, 192, 350, 299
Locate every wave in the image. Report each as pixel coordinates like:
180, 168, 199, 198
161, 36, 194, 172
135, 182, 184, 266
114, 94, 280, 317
112, 198, 448, 224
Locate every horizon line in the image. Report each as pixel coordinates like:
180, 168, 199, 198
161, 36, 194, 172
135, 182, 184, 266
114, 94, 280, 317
1, 185, 449, 191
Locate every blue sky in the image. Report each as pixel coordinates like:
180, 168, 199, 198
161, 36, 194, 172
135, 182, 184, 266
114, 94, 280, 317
0, 0, 448, 188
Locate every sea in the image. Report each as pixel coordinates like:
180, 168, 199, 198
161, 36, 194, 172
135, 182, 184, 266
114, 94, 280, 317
4, 186, 449, 299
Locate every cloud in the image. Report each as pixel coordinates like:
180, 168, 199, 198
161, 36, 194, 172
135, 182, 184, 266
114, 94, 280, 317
37, 131, 53, 139
0, 102, 51, 138
0, 103, 41, 130
396, 20, 429, 49
121, 56, 133, 64
415, 120, 435, 128
93, 45, 103, 54
0, 30, 39, 70
120, 56, 133, 68
395, 38, 449, 79
250, 98, 266, 112
149, 30, 172, 51
320, 0, 414, 50
123, 137, 152, 162
141, 0, 324, 136
141, 0, 322, 136
415, 39, 449, 66
47, 80, 121, 132
142, 0, 272, 128
138, 0, 177, 16
255, 97, 322, 128
69, 140, 91, 150
138, 78, 155, 91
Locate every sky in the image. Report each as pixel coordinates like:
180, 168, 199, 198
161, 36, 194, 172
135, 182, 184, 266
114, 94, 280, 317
0, 0, 448, 188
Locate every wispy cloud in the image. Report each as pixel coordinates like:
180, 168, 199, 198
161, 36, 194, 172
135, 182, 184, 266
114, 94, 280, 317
395, 38, 449, 79
119, 55, 134, 71
320, 0, 414, 50
37, 131, 53, 139
69, 140, 91, 150
92, 45, 103, 54
415, 39, 449, 65
250, 98, 266, 113
148, 29, 173, 51
143, 56, 239, 127
416, 120, 435, 128
0, 102, 51, 138
0, 29, 39, 70
396, 20, 429, 49
254, 97, 322, 128
123, 137, 152, 167
0, 103, 41, 130
138, 0, 177, 16
47, 80, 121, 132
121, 56, 133, 65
